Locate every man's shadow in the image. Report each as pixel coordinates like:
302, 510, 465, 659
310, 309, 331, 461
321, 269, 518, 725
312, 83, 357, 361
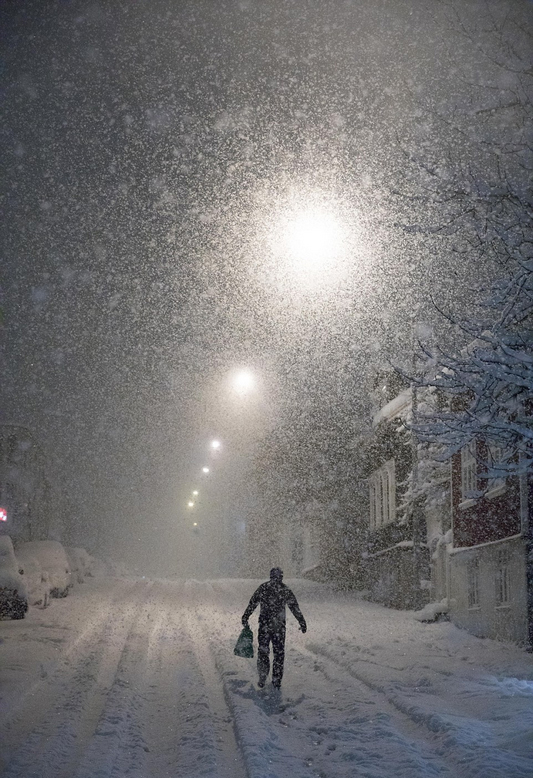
226, 677, 304, 716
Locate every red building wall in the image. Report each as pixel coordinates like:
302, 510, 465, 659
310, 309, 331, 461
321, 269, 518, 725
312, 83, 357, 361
451, 449, 521, 548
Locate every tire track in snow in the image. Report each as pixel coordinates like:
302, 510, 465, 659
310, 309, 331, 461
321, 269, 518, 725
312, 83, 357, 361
0, 581, 151, 778
0, 577, 135, 737
303, 642, 533, 778
75, 583, 224, 778
202, 580, 454, 778
182, 579, 250, 778
75, 579, 241, 778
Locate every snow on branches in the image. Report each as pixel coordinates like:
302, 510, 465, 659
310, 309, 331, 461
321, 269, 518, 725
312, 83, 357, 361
409, 257, 532, 478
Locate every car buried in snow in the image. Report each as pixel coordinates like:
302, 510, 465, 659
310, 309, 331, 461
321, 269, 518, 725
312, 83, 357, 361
14, 543, 51, 608
0, 535, 29, 619
18, 540, 72, 598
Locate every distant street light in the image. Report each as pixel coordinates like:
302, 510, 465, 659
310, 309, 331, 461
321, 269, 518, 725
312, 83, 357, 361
192, 490, 199, 496
202, 466, 210, 474
210, 439, 221, 451
187, 501, 195, 508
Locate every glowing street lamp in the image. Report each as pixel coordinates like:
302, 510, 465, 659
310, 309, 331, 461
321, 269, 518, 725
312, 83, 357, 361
192, 490, 199, 496
233, 369, 255, 396
269, 199, 351, 292
202, 466, 210, 474
210, 439, 221, 451
187, 501, 195, 508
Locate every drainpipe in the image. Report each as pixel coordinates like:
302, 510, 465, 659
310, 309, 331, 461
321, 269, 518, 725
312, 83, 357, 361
411, 378, 425, 609
523, 452, 533, 652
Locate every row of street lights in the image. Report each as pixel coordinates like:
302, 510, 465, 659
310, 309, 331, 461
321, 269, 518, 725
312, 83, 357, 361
183, 368, 258, 531
186, 439, 222, 527
179, 206, 348, 550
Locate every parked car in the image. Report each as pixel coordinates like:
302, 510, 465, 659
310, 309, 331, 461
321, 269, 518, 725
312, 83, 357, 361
20, 541, 72, 597
72, 547, 93, 578
15, 544, 51, 608
66, 547, 82, 585
0, 536, 29, 619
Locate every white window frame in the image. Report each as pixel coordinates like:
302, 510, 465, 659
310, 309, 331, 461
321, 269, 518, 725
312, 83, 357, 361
467, 558, 480, 609
369, 480, 376, 530
495, 548, 511, 607
461, 441, 477, 503
487, 443, 506, 497
369, 460, 396, 530
385, 460, 396, 523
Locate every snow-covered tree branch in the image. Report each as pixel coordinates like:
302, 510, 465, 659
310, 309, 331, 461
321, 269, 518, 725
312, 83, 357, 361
410, 256, 532, 478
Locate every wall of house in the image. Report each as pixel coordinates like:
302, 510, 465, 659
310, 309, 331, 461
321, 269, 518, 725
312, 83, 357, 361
366, 545, 430, 609
448, 536, 528, 645
451, 452, 521, 547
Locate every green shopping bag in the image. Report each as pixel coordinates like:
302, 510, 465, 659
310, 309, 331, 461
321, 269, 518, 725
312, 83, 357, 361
234, 625, 254, 658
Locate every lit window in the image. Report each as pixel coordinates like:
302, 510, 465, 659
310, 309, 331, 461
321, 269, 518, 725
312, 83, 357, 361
496, 548, 511, 607
461, 441, 477, 501
468, 558, 480, 608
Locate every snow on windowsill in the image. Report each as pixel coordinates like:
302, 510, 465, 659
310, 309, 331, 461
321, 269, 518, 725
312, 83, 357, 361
450, 533, 523, 555
372, 388, 411, 427
485, 483, 507, 500
366, 539, 427, 558
458, 498, 476, 510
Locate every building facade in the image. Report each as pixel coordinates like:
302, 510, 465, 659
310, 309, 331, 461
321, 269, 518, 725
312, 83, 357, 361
364, 375, 434, 610
448, 441, 530, 645
364, 374, 531, 646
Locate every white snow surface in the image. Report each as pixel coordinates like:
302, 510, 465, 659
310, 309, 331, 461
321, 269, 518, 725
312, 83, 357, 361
0, 577, 532, 778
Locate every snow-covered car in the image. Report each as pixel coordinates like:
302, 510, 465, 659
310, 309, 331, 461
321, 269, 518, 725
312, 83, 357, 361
15, 544, 51, 608
73, 547, 93, 577
66, 547, 84, 585
20, 541, 72, 597
0, 536, 29, 619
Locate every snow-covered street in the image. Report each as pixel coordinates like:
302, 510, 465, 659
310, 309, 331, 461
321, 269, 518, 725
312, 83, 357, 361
1, 578, 532, 778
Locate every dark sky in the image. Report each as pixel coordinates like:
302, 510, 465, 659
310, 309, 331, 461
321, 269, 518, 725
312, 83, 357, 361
1, 0, 529, 572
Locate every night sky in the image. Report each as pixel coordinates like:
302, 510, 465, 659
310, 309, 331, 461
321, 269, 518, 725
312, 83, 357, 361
1, 0, 529, 572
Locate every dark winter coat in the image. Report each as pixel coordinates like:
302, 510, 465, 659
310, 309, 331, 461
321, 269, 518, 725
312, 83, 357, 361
242, 580, 307, 632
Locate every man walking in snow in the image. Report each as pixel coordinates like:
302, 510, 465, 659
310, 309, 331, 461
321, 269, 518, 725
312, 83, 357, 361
242, 567, 307, 689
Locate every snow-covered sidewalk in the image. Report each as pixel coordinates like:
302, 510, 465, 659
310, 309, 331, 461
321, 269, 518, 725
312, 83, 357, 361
1, 577, 532, 778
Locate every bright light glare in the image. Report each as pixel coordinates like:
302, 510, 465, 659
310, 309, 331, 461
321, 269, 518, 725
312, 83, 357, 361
187, 501, 194, 508
211, 439, 221, 450
202, 466, 210, 474
192, 490, 199, 496
284, 210, 345, 276
193, 522, 198, 527
233, 369, 254, 395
